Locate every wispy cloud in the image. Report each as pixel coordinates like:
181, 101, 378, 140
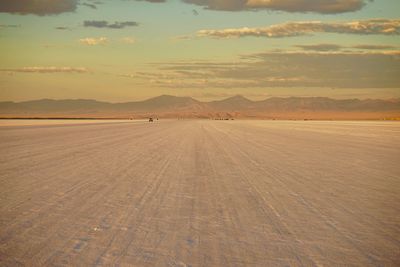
138, 0, 369, 14
295, 43, 398, 51
0, 0, 77, 16
79, 37, 108, 45
126, 50, 400, 89
196, 19, 400, 39
136, 0, 167, 3
81, 3, 97, 9
352, 44, 397, 50
295, 44, 343, 51
55, 26, 71, 30
83, 20, 139, 29
0, 67, 89, 74
0, 24, 20, 29
120, 37, 136, 44
77, 37, 137, 45
245, 0, 367, 14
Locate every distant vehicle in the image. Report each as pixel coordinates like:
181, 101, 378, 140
149, 118, 153, 122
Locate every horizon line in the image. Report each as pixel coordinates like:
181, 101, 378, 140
2, 94, 400, 104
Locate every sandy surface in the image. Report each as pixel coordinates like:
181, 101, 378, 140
0, 119, 133, 127
0, 120, 399, 266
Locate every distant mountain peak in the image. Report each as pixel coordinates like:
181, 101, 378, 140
146, 94, 196, 101
226, 94, 249, 100
154, 94, 178, 99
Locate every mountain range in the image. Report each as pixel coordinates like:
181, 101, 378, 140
1, 95, 399, 120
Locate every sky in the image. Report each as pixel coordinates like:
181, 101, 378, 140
0, 0, 399, 102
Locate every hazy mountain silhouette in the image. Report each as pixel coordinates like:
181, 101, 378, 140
209, 95, 255, 111
1, 95, 399, 119
116, 95, 204, 111
254, 97, 400, 112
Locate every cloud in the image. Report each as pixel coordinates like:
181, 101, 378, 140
81, 3, 97, 9
55, 26, 70, 30
197, 19, 400, 39
120, 37, 136, 44
79, 37, 108, 45
0, 67, 89, 73
137, 0, 369, 14
352, 44, 397, 50
182, 0, 246, 11
183, 0, 368, 14
0, 0, 77, 16
81, 0, 103, 8
170, 35, 193, 41
295, 44, 343, 51
78, 37, 136, 45
137, 0, 166, 2
0, 24, 20, 29
83, 20, 139, 29
294, 43, 398, 52
245, 0, 367, 14
131, 50, 400, 89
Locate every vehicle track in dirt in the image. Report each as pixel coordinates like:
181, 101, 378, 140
1, 120, 399, 266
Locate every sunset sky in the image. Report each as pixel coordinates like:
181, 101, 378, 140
0, 0, 399, 102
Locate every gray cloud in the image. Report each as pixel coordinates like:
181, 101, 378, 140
55, 26, 70, 30
245, 0, 367, 14
0, 67, 89, 73
83, 20, 139, 29
0, 0, 77, 16
132, 50, 400, 89
294, 43, 398, 52
352, 44, 397, 50
197, 19, 400, 38
183, 0, 247, 11
138, 0, 369, 14
81, 3, 97, 9
136, 0, 166, 2
295, 44, 343, 51
184, 0, 367, 14
0, 24, 20, 29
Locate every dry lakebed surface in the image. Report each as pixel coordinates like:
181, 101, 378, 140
0, 120, 399, 266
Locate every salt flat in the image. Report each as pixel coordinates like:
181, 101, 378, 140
0, 119, 133, 127
0, 120, 399, 266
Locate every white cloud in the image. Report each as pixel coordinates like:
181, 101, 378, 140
120, 37, 136, 44
197, 19, 400, 39
79, 37, 108, 46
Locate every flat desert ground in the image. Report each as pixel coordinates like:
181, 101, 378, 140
0, 120, 399, 266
